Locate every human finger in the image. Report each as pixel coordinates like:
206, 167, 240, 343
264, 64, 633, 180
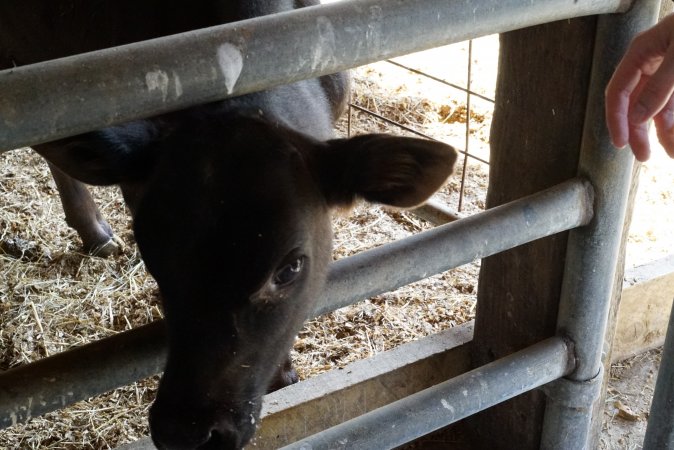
628, 48, 674, 126
606, 56, 644, 148
653, 94, 674, 158
604, 26, 666, 148
628, 119, 652, 162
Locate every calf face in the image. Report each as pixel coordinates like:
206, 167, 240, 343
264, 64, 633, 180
135, 116, 336, 448
40, 108, 456, 449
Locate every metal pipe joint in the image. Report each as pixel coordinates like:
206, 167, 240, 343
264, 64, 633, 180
541, 366, 603, 410
540, 365, 605, 450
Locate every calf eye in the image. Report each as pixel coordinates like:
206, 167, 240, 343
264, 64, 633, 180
273, 257, 305, 287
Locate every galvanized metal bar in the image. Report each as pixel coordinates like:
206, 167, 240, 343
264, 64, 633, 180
0, 178, 593, 428
0, 321, 166, 429
279, 337, 574, 450
315, 177, 594, 316
540, 366, 605, 449
0, 0, 630, 151
541, 1, 661, 448
642, 301, 674, 449
412, 199, 461, 226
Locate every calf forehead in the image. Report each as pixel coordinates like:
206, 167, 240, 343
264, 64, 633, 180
217, 184, 314, 263
192, 133, 320, 221
174, 114, 313, 178
135, 119, 329, 289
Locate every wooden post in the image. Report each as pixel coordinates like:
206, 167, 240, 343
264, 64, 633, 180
467, 17, 598, 449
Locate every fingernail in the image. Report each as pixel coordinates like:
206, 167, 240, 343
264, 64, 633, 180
611, 138, 627, 149
609, 132, 627, 149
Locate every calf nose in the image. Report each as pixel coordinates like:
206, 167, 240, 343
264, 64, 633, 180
150, 407, 243, 450
198, 428, 241, 450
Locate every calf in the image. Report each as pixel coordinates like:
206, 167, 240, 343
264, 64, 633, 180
1, 1, 457, 448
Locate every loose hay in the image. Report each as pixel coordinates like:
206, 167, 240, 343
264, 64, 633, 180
0, 43, 492, 448
1, 150, 163, 448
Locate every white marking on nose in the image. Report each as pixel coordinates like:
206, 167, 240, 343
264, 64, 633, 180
217, 43, 244, 95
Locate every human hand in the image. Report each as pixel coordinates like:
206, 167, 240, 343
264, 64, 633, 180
606, 13, 674, 162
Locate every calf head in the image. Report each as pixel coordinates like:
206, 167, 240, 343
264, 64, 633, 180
39, 112, 456, 449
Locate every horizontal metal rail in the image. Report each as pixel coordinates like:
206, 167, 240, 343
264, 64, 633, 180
0, 177, 593, 428
0, 0, 629, 151
412, 199, 461, 226
316, 177, 594, 316
279, 336, 574, 450
0, 321, 167, 429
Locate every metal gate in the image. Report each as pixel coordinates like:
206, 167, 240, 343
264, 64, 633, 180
0, 0, 661, 448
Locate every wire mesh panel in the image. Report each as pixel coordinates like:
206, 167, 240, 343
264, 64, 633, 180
344, 38, 496, 217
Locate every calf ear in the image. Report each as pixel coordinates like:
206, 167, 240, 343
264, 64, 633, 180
318, 134, 457, 208
33, 120, 160, 186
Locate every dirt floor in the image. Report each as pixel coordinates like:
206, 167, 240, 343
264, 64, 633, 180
601, 349, 661, 450
1, 32, 673, 449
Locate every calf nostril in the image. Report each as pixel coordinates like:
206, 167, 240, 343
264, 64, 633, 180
150, 400, 249, 450
150, 411, 224, 450
198, 428, 240, 450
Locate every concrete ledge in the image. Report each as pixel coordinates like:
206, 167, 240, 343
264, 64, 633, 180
613, 255, 674, 362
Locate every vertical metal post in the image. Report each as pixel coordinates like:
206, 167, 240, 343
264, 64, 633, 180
541, 1, 661, 448
643, 300, 674, 449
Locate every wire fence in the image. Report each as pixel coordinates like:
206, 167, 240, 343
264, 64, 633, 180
346, 38, 496, 216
